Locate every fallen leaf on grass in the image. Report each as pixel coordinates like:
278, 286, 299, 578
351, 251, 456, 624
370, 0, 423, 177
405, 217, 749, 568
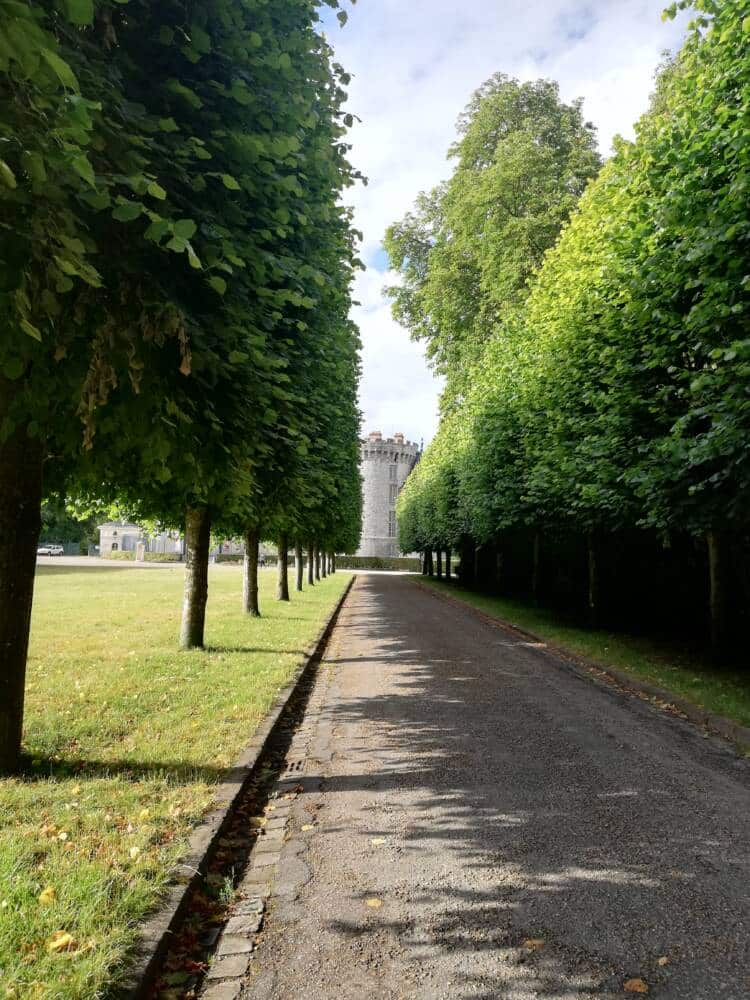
657, 956, 669, 967
47, 931, 77, 954
522, 939, 545, 950
365, 897, 383, 908
624, 979, 649, 994
38, 887, 56, 906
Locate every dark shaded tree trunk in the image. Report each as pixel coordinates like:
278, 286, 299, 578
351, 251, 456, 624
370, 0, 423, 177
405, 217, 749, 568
422, 550, 429, 575
426, 549, 434, 577
295, 541, 304, 592
315, 547, 321, 581
307, 542, 315, 585
436, 547, 443, 579
0, 415, 44, 773
707, 530, 728, 656
459, 536, 475, 586
445, 547, 452, 580
331, 553, 336, 574
587, 529, 599, 628
180, 507, 211, 650
276, 534, 289, 601
531, 530, 541, 606
242, 525, 260, 617
321, 549, 327, 578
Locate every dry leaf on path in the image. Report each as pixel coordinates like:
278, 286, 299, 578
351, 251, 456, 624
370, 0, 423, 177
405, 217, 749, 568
365, 897, 383, 908
301, 824, 315, 831
522, 938, 545, 950
657, 956, 669, 967
624, 978, 649, 994
370, 838, 386, 846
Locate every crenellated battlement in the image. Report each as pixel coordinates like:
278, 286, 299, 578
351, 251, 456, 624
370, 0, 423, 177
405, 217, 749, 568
357, 431, 419, 558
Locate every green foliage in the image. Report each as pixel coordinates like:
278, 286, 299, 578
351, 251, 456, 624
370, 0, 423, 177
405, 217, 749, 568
396, 2, 750, 571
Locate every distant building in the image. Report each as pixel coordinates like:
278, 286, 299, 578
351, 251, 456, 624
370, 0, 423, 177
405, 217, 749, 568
356, 431, 419, 558
97, 522, 182, 558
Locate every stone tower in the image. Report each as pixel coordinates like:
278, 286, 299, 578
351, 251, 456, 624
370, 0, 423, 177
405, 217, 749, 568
357, 431, 420, 558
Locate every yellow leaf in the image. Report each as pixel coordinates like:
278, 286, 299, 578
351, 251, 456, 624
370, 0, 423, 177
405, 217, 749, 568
38, 886, 56, 906
370, 838, 386, 846
57, 831, 68, 842
365, 897, 383, 908
523, 938, 545, 950
47, 931, 77, 953
301, 824, 314, 831
139, 809, 150, 821
129, 846, 140, 860
624, 979, 649, 994
71, 785, 81, 796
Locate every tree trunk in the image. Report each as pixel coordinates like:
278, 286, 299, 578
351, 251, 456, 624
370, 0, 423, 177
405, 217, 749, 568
180, 507, 211, 650
321, 549, 327, 579
426, 549, 434, 577
307, 542, 315, 585
295, 541, 304, 592
531, 530, 541, 606
277, 534, 289, 601
242, 525, 260, 617
422, 550, 429, 575
587, 529, 599, 628
0, 414, 44, 773
707, 530, 729, 656
445, 548, 451, 581
436, 547, 443, 579
332, 553, 336, 574
315, 547, 321, 581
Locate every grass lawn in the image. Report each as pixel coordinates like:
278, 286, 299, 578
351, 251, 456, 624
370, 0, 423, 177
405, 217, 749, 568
0, 564, 350, 999
418, 577, 750, 732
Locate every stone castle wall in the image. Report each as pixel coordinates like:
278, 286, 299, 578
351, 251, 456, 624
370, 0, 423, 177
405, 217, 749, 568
356, 432, 419, 558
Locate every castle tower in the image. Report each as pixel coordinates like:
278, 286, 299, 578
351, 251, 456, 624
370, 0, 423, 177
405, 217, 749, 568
357, 431, 420, 558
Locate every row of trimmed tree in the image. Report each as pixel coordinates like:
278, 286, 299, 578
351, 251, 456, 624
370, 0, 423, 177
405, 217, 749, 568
390, 1, 749, 657
0, 0, 362, 771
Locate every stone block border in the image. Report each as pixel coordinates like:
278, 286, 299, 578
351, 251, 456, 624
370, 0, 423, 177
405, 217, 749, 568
416, 579, 750, 752
121, 575, 356, 998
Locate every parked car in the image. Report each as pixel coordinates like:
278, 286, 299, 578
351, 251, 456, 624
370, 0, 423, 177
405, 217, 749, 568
37, 544, 65, 557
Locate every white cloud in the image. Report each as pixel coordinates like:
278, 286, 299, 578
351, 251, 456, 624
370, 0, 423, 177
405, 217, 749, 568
327, 1, 690, 443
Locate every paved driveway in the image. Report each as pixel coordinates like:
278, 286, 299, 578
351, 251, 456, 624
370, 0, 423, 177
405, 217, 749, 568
244, 574, 749, 1000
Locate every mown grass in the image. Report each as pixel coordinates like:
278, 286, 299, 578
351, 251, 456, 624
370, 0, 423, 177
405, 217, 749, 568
0, 564, 349, 999
419, 577, 750, 730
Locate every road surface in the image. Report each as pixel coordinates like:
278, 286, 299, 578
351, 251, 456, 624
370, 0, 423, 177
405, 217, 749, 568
243, 574, 750, 1000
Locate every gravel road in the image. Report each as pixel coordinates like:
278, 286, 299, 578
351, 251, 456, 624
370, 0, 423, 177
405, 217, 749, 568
243, 574, 750, 1000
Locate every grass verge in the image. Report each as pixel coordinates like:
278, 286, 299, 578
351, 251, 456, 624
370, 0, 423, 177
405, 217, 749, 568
418, 577, 750, 730
1, 564, 350, 999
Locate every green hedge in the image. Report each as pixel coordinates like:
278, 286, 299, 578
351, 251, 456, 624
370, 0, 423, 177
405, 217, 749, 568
335, 556, 421, 572
104, 551, 135, 561
104, 551, 181, 562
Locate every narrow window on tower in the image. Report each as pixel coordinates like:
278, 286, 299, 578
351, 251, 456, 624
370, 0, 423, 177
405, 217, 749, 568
389, 464, 397, 481
389, 483, 398, 503
388, 511, 396, 537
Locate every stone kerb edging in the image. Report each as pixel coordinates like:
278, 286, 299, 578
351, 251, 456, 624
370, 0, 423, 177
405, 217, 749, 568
415, 579, 750, 752
121, 574, 356, 999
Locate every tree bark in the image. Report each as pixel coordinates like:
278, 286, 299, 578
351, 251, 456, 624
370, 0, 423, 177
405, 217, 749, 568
180, 507, 211, 650
295, 541, 304, 592
422, 550, 428, 575
315, 546, 321, 581
436, 547, 443, 579
242, 525, 260, 617
0, 414, 44, 773
587, 529, 599, 628
276, 534, 289, 601
307, 542, 315, 585
321, 549, 327, 579
707, 530, 729, 656
426, 549, 434, 577
445, 548, 452, 581
531, 530, 541, 606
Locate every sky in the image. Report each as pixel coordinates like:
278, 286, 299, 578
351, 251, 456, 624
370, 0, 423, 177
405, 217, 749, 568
321, 1, 690, 447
